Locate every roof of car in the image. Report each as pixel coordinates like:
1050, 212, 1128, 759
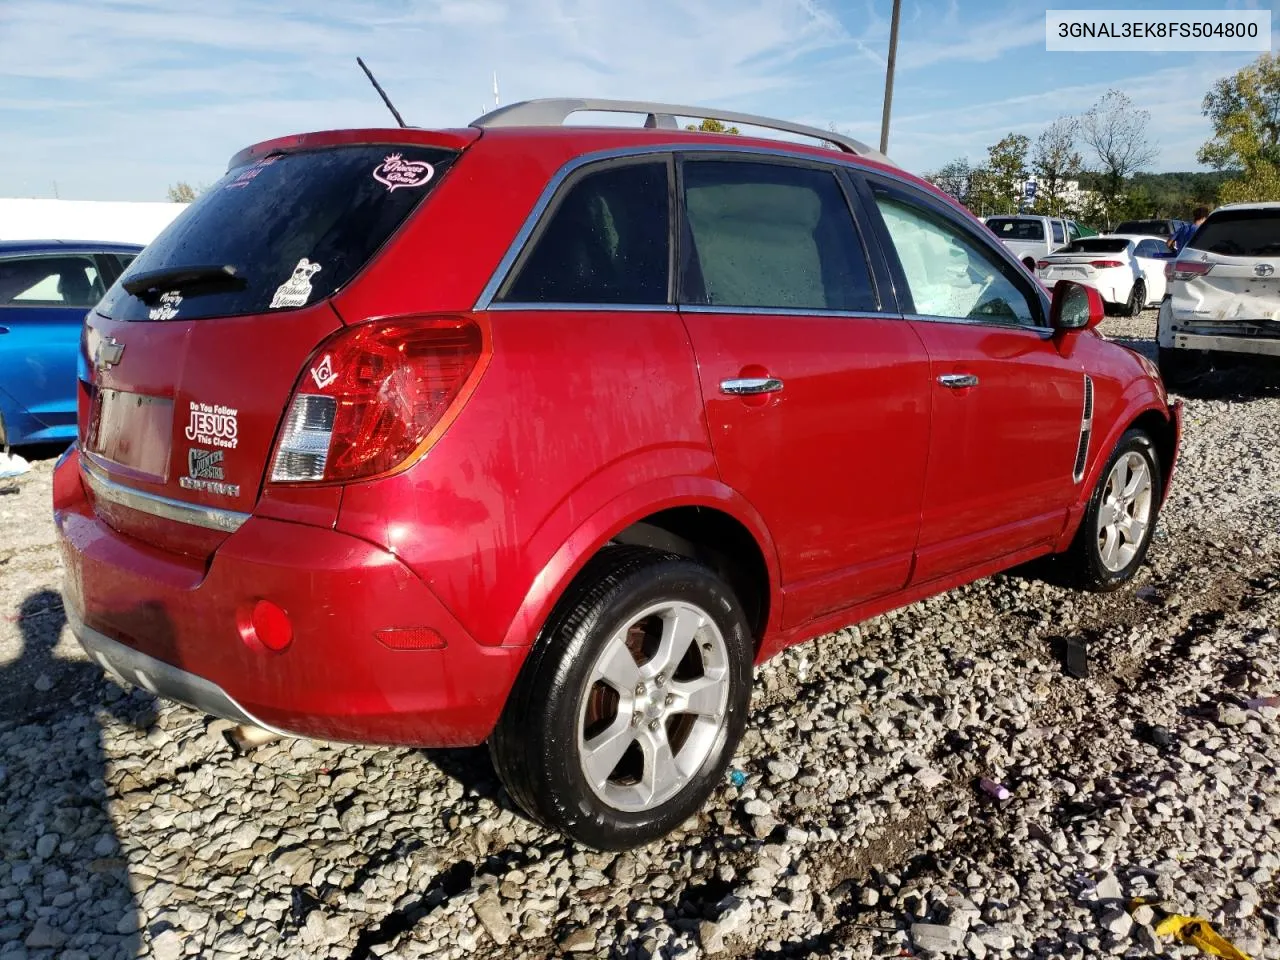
1213, 202, 1280, 211
0, 239, 144, 255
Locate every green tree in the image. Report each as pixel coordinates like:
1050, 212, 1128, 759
1199, 53, 1280, 202
1080, 90, 1157, 222
924, 158, 973, 204
686, 118, 740, 135
969, 134, 1030, 215
1030, 116, 1082, 217
167, 182, 198, 203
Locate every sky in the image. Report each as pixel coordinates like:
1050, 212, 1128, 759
0, 0, 1274, 201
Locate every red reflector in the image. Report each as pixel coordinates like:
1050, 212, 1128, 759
375, 628, 447, 651
1089, 260, 1124, 269
242, 599, 293, 652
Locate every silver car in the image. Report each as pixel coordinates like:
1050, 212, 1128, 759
1157, 202, 1280, 384
985, 215, 1073, 271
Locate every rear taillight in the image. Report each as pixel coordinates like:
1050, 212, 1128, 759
1089, 260, 1123, 269
1036, 260, 1049, 270
1169, 260, 1213, 281
270, 316, 484, 484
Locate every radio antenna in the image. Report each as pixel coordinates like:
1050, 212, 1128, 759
356, 57, 407, 128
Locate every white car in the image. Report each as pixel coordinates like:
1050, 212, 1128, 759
1157, 202, 1280, 384
1036, 234, 1171, 316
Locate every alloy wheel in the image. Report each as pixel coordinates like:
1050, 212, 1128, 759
576, 601, 730, 813
1096, 451, 1154, 572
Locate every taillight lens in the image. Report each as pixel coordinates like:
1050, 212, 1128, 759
1036, 260, 1049, 270
1089, 260, 1123, 269
270, 317, 484, 484
1170, 260, 1214, 281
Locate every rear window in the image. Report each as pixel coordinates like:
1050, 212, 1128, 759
1188, 209, 1280, 257
1115, 220, 1169, 236
99, 144, 458, 322
1059, 238, 1130, 254
987, 218, 1044, 241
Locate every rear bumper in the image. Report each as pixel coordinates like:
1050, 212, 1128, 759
55, 450, 527, 747
1166, 331, 1280, 359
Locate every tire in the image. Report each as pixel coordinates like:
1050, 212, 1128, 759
1127, 280, 1145, 317
1158, 346, 1207, 388
489, 547, 753, 850
1062, 429, 1162, 592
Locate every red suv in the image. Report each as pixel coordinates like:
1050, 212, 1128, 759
55, 99, 1181, 849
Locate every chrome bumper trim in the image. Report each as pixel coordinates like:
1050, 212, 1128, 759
69, 611, 286, 735
81, 457, 250, 533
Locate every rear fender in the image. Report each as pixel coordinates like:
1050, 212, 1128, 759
499, 476, 781, 649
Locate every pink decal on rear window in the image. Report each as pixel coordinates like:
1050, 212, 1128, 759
373, 153, 435, 192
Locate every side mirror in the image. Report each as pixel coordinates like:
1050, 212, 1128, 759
1050, 279, 1104, 332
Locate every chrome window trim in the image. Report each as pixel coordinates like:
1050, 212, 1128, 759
904, 313, 1055, 339
484, 302, 680, 313
474, 142, 927, 313
681, 304, 899, 319
81, 457, 249, 533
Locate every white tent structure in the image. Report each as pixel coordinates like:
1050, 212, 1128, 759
0, 198, 185, 246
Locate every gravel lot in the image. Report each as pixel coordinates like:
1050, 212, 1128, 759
2, 312, 1278, 960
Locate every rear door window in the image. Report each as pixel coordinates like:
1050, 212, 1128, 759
499, 160, 670, 304
1051, 221, 1065, 244
986, 218, 1045, 241
678, 159, 877, 311
1189, 209, 1280, 257
0, 255, 105, 309
99, 144, 458, 322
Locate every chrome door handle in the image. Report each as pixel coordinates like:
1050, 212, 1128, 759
938, 374, 979, 389
720, 377, 784, 396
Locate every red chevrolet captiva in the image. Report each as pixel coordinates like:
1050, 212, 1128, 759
55, 99, 1182, 849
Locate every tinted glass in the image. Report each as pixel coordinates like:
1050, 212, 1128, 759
1115, 220, 1170, 236
1060, 238, 1130, 254
1134, 239, 1166, 258
0, 255, 104, 308
99, 144, 458, 322
987, 218, 1045, 241
502, 161, 669, 304
1051, 221, 1065, 243
875, 189, 1037, 326
679, 160, 876, 311
1189, 209, 1280, 257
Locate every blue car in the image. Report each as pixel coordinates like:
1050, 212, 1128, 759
0, 240, 141, 448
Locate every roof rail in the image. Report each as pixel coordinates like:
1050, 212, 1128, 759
470, 98, 893, 166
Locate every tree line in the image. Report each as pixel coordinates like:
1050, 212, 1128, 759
924, 53, 1280, 228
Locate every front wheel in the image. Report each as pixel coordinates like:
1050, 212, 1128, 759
489, 547, 753, 850
1062, 429, 1162, 591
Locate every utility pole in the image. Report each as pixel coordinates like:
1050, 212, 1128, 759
879, 0, 902, 156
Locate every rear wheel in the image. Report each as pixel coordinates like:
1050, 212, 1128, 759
489, 547, 753, 850
1062, 429, 1161, 591
1127, 280, 1146, 317
1158, 346, 1207, 388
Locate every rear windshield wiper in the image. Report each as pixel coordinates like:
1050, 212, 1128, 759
123, 264, 246, 302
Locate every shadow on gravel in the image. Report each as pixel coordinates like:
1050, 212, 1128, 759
1170, 365, 1280, 401
2, 589, 154, 958
420, 746, 518, 817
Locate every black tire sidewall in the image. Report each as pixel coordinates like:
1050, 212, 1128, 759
1129, 280, 1144, 316
1081, 430, 1161, 589
534, 558, 752, 850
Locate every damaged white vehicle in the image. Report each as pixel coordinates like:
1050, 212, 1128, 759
1158, 202, 1280, 384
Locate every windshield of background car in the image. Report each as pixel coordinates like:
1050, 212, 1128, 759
1188, 209, 1280, 257
1115, 220, 1168, 236
98, 144, 458, 321
1059, 238, 1130, 255
986, 218, 1044, 241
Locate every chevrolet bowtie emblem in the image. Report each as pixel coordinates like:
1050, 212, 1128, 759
95, 336, 125, 369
